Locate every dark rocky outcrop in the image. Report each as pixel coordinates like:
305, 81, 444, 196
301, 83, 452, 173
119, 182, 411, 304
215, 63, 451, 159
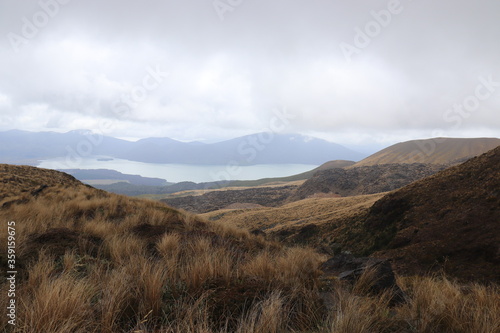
290, 163, 446, 200
320, 254, 406, 305
162, 185, 297, 214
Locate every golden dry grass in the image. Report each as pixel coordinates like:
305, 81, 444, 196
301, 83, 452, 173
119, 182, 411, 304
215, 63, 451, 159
0, 166, 322, 332
0, 165, 499, 332
201, 193, 385, 253
350, 137, 500, 167
201, 193, 384, 233
140, 179, 306, 201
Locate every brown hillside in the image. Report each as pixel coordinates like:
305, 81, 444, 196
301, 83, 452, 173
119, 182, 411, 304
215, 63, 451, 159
352, 137, 500, 167
315, 159, 355, 170
361, 145, 500, 282
0, 164, 83, 205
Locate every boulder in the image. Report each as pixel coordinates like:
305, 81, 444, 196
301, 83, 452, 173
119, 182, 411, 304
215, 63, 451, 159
320, 253, 406, 305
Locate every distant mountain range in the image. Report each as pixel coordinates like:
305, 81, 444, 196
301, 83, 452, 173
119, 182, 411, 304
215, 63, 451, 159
0, 130, 365, 166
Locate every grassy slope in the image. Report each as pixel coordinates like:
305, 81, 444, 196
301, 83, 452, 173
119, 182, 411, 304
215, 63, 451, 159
202, 193, 384, 252
0, 164, 499, 332
140, 180, 305, 201
352, 137, 500, 167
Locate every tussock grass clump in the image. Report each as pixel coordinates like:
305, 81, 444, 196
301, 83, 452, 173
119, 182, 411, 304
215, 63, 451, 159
398, 276, 500, 333
242, 247, 324, 287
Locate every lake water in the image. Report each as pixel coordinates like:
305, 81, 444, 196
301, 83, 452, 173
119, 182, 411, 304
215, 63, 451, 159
38, 157, 318, 183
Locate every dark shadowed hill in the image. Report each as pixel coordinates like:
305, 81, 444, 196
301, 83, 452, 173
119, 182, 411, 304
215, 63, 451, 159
361, 145, 500, 282
352, 137, 500, 167
290, 163, 446, 200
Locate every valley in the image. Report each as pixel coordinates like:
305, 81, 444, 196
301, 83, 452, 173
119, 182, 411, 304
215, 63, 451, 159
201, 145, 500, 283
0, 137, 499, 332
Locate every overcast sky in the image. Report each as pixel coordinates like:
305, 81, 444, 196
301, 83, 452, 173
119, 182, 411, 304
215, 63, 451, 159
1, 0, 499, 148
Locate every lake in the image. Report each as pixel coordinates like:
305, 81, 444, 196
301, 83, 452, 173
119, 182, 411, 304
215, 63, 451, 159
37, 157, 318, 183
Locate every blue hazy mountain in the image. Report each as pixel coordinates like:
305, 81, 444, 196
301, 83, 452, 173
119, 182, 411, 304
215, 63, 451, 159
0, 130, 365, 165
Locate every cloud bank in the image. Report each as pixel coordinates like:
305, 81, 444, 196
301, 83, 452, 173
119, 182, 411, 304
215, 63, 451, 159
1, 0, 499, 146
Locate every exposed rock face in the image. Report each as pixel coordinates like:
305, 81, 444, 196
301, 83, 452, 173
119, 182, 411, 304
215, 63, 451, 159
320, 254, 406, 305
162, 185, 297, 214
291, 163, 446, 200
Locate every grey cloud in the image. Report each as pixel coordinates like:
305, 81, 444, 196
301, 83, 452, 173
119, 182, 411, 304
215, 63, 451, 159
0, 0, 499, 144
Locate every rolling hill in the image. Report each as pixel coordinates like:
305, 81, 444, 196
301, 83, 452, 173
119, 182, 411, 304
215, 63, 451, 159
351, 137, 500, 167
